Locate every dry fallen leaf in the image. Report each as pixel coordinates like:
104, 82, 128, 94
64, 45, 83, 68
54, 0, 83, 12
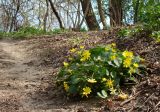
118, 93, 128, 100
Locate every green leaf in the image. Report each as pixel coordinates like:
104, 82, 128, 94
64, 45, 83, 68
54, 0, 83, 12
108, 61, 116, 67
72, 78, 80, 84
97, 90, 108, 98
113, 59, 120, 67
68, 85, 77, 94
110, 71, 116, 78
106, 69, 110, 76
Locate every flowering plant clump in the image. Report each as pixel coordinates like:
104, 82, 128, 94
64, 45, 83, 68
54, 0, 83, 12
57, 43, 145, 98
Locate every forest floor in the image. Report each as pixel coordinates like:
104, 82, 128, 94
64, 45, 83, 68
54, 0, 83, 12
0, 31, 160, 112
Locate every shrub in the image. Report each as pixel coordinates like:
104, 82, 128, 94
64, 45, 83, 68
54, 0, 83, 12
117, 28, 131, 38
151, 31, 160, 42
118, 26, 143, 38
57, 43, 145, 98
52, 28, 69, 34
80, 27, 87, 32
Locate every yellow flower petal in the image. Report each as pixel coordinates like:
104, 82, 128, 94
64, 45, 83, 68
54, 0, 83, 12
63, 82, 69, 91
67, 69, 73, 74
80, 50, 91, 61
110, 55, 116, 60
123, 58, 132, 68
110, 87, 117, 95
87, 78, 97, 83
122, 51, 133, 58
63, 62, 69, 67
129, 67, 136, 74
80, 46, 85, 49
133, 63, 139, 68
106, 79, 114, 88
102, 78, 107, 82
111, 43, 116, 47
70, 48, 76, 53
82, 87, 91, 97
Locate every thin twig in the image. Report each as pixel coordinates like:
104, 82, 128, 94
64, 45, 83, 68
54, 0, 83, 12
142, 93, 154, 106
120, 91, 141, 106
150, 101, 160, 112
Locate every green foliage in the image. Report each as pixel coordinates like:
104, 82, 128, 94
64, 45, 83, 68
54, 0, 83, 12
57, 44, 145, 98
18, 26, 44, 34
80, 27, 87, 32
151, 31, 160, 42
138, 1, 160, 31
0, 27, 69, 39
117, 28, 131, 38
52, 28, 69, 34
118, 26, 143, 38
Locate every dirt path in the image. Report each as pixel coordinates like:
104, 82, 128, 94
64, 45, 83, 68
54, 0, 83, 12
0, 40, 51, 112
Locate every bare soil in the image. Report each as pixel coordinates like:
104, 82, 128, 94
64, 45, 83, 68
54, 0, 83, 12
0, 31, 159, 112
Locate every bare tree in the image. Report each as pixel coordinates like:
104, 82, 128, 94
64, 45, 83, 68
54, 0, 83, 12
48, 0, 64, 29
80, 0, 100, 30
109, 0, 123, 26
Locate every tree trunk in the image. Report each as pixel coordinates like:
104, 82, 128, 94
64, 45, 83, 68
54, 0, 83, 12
48, 0, 64, 29
80, 0, 99, 30
43, 0, 49, 32
97, 0, 107, 30
109, 0, 123, 26
9, 0, 20, 32
134, 0, 140, 23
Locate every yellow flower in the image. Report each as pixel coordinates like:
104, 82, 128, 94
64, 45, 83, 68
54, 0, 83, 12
80, 50, 91, 61
68, 57, 73, 61
105, 46, 110, 51
70, 48, 76, 53
110, 87, 117, 95
110, 55, 116, 60
82, 87, 91, 97
129, 67, 136, 74
63, 62, 69, 67
63, 82, 69, 91
106, 79, 114, 88
122, 51, 133, 58
87, 78, 97, 83
111, 43, 116, 47
112, 49, 116, 53
123, 58, 132, 68
102, 78, 107, 82
80, 45, 85, 49
67, 69, 73, 74
133, 63, 139, 68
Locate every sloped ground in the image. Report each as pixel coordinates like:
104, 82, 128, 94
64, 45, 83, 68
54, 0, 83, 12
0, 30, 159, 112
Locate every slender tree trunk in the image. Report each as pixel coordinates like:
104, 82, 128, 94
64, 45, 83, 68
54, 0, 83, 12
48, 0, 64, 29
109, 0, 123, 26
38, 2, 41, 28
80, 0, 100, 30
134, 0, 140, 23
97, 0, 107, 30
43, 0, 49, 32
9, 0, 20, 32
76, 0, 81, 28
77, 0, 90, 29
